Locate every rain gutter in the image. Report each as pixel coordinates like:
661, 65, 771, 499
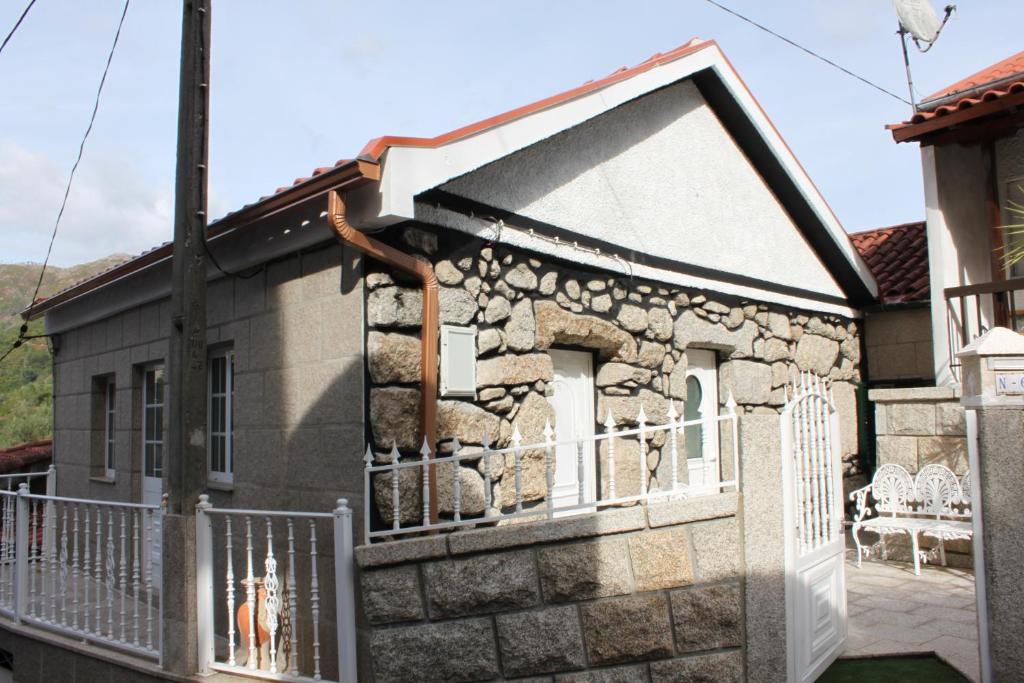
327, 189, 439, 525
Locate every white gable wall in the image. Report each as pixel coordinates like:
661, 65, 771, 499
440, 80, 846, 302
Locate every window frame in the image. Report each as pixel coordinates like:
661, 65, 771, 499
103, 378, 116, 479
207, 348, 234, 484
142, 364, 165, 481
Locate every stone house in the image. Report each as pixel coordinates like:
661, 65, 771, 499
18, 39, 877, 682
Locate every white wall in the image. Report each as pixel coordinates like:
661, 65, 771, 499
441, 80, 847, 302
924, 143, 995, 385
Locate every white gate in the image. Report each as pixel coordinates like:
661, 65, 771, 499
781, 373, 847, 682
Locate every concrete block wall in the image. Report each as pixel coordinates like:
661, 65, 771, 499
355, 495, 744, 682
0, 625, 174, 682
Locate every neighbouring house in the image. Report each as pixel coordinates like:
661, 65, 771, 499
862, 50, 1024, 570
850, 221, 933, 388
888, 49, 1024, 384
0, 439, 53, 494
7, 39, 879, 682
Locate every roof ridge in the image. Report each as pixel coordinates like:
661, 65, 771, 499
358, 38, 712, 161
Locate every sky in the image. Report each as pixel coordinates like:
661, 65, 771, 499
0, 1, 1018, 268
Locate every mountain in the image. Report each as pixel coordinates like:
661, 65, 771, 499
0, 255, 129, 448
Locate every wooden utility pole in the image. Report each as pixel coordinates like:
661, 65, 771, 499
168, 0, 211, 516
163, 0, 210, 674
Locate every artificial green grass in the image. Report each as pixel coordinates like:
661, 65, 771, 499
818, 654, 968, 682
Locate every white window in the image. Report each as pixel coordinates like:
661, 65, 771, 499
208, 349, 234, 483
683, 349, 720, 492
143, 366, 165, 480
103, 379, 116, 479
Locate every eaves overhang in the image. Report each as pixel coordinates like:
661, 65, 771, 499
24, 159, 379, 321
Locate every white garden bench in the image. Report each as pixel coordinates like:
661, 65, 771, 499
849, 463, 973, 576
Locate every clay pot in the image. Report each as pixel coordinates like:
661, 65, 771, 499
237, 580, 270, 649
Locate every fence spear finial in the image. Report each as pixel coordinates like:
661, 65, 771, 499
363, 445, 374, 467
667, 399, 678, 420
725, 391, 738, 414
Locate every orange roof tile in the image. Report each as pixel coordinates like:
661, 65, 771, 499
888, 50, 1024, 141
924, 50, 1024, 104
850, 221, 929, 304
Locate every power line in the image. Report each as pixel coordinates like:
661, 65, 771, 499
2, 0, 132, 367
702, 0, 912, 106
0, 0, 37, 58
27, 0, 131, 318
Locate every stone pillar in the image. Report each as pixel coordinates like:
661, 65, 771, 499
957, 327, 1024, 683
739, 414, 787, 682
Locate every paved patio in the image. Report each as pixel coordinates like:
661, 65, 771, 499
844, 549, 979, 682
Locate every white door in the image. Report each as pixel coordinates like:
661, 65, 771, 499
781, 376, 847, 683
547, 349, 596, 515
142, 365, 165, 577
683, 349, 719, 493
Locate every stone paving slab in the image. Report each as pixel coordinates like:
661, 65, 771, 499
843, 549, 979, 682
843, 552, 978, 679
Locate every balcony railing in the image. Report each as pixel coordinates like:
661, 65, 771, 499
944, 276, 1024, 378
364, 399, 740, 542
0, 482, 163, 662
196, 497, 357, 683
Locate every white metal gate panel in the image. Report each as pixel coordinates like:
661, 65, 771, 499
781, 373, 847, 682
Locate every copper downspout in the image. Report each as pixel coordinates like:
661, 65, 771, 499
327, 189, 440, 524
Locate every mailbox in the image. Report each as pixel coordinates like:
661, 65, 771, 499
957, 327, 1024, 409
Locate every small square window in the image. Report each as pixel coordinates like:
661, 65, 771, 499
440, 325, 476, 397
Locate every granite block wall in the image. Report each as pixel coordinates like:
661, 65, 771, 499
50, 243, 365, 517
356, 495, 744, 682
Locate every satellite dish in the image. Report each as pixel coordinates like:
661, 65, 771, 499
892, 0, 950, 44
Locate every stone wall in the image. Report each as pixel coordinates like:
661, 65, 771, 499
870, 386, 971, 566
365, 225, 864, 525
356, 494, 743, 682
872, 386, 967, 474
864, 307, 934, 383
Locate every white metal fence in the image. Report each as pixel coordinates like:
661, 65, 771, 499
196, 496, 357, 683
364, 398, 740, 542
0, 482, 162, 662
